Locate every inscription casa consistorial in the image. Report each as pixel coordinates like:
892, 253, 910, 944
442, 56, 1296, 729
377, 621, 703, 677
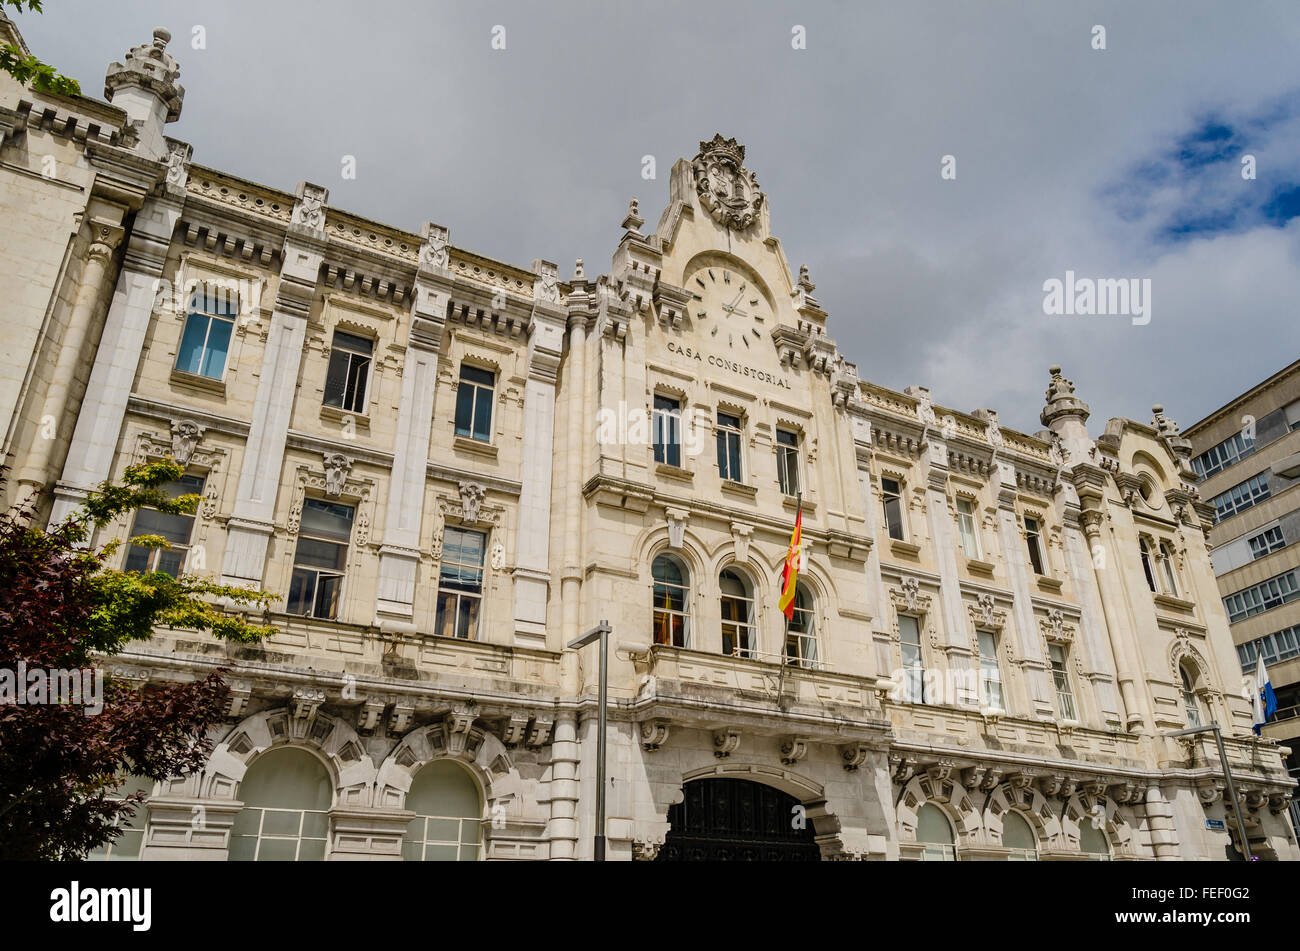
665, 340, 791, 389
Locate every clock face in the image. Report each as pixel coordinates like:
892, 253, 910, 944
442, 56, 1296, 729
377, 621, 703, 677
687, 264, 769, 350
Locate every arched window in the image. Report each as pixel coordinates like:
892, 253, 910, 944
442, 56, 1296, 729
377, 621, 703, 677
916, 803, 956, 861
784, 584, 818, 669
1003, 811, 1037, 861
1079, 816, 1111, 860
88, 774, 154, 861
652, 554, 689, 647
229, 747, 332, 861
403, 760, 482, 861
719, 568, 756, 659
1181, 663, 1203, 728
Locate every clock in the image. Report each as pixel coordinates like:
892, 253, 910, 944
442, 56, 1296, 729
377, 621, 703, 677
686, 264, 769, 350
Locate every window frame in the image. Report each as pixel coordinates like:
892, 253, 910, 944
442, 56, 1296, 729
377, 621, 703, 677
776, 428, 800, 497
1024, 515, 1046, 576
976, 629, 1004, 712
784, 584, 819, 670
652, 394, 683, 468
174, 287, 238, 381
881, 475, 906, 541
719, 568, 757, 660
323, 329, 374, 415
287, 497, 355, 621
956, 497, 981, 560
1048, 641, 1077, 721
715, 410, 744, 483
434, 526, 488, 640
899, 612, 925, 703
454, 363, 496, 443
652, 553, 690, 648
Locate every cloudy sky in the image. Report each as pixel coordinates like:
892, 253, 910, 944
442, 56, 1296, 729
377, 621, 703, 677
15, 0, 1300, 435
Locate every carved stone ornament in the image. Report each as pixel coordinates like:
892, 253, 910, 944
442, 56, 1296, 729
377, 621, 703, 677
165, 139, 191, 189
779, 735, 810, 766
533, 259, 560, 304
459, 481, 486, 523
693, 134, 764, 231
666, 508, 688, 550
969, 593, 1006, 632
731, 522, 753, 564
291, 182, 328, 231
490, 541, 506, 571
840, 742, 870, 772
712, 727, 741, 759
419, 222, 450, 270
640, 718, 670, 752
890, 577, 931, 613
170, 418, 204, 465
322, 452, 353, 498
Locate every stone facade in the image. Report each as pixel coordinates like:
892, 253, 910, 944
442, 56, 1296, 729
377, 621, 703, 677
1, 17, 1295, 861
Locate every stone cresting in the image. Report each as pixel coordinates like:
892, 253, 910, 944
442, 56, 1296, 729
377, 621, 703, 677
0, 13, 1293, 862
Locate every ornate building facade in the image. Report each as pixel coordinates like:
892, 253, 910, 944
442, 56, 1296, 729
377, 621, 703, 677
1, 17, 1295, 861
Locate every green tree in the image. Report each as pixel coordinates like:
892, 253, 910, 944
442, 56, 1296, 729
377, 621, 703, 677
0, 460, 274, 859
1, 1, 80, 97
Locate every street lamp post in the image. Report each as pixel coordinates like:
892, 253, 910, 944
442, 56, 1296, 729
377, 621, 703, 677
568, 620, 612, 861
1166, 721, 1252, 860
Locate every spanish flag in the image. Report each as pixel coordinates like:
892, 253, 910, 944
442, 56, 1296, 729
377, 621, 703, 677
778, 501, 802, 620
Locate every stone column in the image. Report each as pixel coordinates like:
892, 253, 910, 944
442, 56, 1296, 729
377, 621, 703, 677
512, 261, 565, 648
546, 711, 580, 860
219, 182, 326, 588
374, 224, 451, 630
849, 409, 889, 677
559, 316, 587, 644
922, 438, 976, 704
1143, 785, 1182, 860
49, 160, 188, 526
1083, 511, 1149, 732
19, 218, 124, 503
994, 461, 1054, 717
1060, 498, 1124, 725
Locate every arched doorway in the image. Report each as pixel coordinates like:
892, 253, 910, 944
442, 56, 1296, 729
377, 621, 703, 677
657, 778, 820, 861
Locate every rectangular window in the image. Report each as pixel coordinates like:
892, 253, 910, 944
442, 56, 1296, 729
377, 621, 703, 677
1024, 516, 1046, 575
287, 499, 354, 620
1211, 473, 1270, 523
323, 330, 373, 414
1224, 570, 1300, 623
454, 364, 495, 442
899, 614, 924, 703
776, 429, 800, 496
977, 630, 1003, 711
1159, 542, 1179, 596
175, 288, 237, 379
1139, 538, 1157, 593
720, 588, 755, 659
956, 499, 981, 559
716, 412, 743, 483
1191, 431, 1255, 480
1249, 526, 1286, 560
123, 474, 205, 577
434, 528, 486, 639
1049, 643, 1076, 720
785, 598, 819, 670
653, 395, 682, 467
881, 477, 905, 541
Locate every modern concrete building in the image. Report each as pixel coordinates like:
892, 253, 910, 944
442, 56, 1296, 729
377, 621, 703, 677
1184, 361, 1300, 823
2, 15, 1295, 861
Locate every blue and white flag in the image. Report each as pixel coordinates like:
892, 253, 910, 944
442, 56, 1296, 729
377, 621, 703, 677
1253, 654, 1278, 736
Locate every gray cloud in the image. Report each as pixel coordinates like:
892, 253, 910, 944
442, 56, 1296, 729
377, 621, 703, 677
16, 0, 1300, 433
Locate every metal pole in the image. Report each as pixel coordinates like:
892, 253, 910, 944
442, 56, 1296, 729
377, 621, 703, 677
1211, 723, 1253, 860
595, 623, 608, 861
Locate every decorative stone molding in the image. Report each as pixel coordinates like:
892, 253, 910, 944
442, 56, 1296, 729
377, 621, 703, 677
640, 718, 671, 752
419, 221, 450, 271
533, 259, 561, 304
665, 508, 688, 550
322, 452, 353, 498
291, 181, 328, 231
444, 703, 483, 760
459, 480, 486, 524
169, 418, 204, 465
712, 727, 741, 759
501, 712, 531, 747
389, 701, 415, 735
692, 134, 763, 231
165, 138, 192, 190
631, 839, 662, 861
226, 682, 252, 719
891, 753, 918, 783
525, 715, 553, 748
889, 577, 932, 614
290, 686, 325, 728
358, 697, 386, 734
730, 522, 754, 564
779, 736, 810, 765
968, 593, 1007, 632
839, 742, 870, 772
1039, 608, 1076, 644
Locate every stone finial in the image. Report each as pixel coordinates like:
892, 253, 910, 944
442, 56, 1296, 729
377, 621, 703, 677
1040, 364, 1091, 428
621, 198, 644, 235
573, 258, 585, 281
798, 264, 815, 293
1151, 403, 1193, 459
104, 27, 185, 122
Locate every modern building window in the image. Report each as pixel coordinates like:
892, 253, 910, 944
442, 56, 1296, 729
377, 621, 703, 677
1139, 538, 1158, 593
899, 614, 924, 703
434, 527, 487, 639
1248, 526, 1286, 560
915, 803, 956, 861
175, 287, 237, 379
1211, 473, 1270, 523
1191, 431, 1255, 480
1181, 664, 1203, 728
123, 474, 205, 577
454, 364, 495, 442
323, 330, 373, 414
87, 774, 153, 861
881, 477, 905, 541
776, 428, 800, 496
1003, 811, 1038, 861
1224, 570, 1300, 623
1024, 516, 1046, 575
229, 748, 331, 861
785, 585, 818, 669
287, 499, 354, 620
1159, 542, 1179, 596
652, 395, 682, 467
402, 760, 481, 862
1079, 818, 1111, 860
1049, 643, 1076, 720
956, 498, 981, 559
1238, 625, 1300, 670
719, 568, 756, 659
652, 553, 689, 647
977, 630, 1003, 711
716, 411, 743, 482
